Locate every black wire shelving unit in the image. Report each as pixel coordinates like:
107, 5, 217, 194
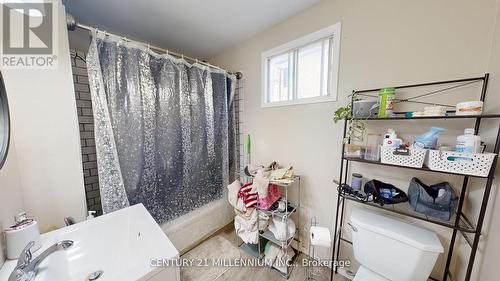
330, 73, 500, 281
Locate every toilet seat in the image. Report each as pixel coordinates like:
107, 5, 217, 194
352, 266, 390, 281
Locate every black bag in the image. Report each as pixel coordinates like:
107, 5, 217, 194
364, 179, 408, 205
408, 177, 458, 221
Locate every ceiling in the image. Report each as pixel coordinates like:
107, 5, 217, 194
63, 0, 320, 59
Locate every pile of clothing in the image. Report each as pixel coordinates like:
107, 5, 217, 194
228, 179, 265, 244
244, 162, 295, 190
227, 162, 295, 244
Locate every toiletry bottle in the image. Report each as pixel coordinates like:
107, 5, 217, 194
378, 87, 396, 118
413, 127, 446, 149
87, 211, 96, 220
5, 212, 42, 260
382, 129, 402, 147
456, 128, 481, 153
351, 173, 363, 190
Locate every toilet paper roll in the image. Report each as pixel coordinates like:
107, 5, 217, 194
5, 220, 42, 259
310, 226, 332, 247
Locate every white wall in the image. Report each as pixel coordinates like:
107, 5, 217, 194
0, 141, 24, 268
0, 0, 86, 236
211, 0, 499, 279
466, 3, 500, 280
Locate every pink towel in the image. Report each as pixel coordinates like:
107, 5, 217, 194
258, 184, 281, 210
239, 182, 258, 208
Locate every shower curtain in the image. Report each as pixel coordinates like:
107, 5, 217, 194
87, 31, 237, 224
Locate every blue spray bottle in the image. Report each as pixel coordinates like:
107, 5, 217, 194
414, 127, 446, 149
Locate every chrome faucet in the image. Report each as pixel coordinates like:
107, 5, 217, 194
8, 240, 74, 281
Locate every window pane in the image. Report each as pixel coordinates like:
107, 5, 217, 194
297, 39, 330, 99
322, 39, 331, 96
268, 52, 292, 102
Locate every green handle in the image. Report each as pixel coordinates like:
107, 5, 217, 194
245, 134, 251, 155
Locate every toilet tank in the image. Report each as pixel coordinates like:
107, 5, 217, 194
350, 208, 444, 281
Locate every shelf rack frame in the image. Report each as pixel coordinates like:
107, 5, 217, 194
238, 175, 301, 279
330, 73, 500, 281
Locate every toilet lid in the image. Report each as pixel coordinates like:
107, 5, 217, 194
351, 208, 444, 253
353, 266, 390, 281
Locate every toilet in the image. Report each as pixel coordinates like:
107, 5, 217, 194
350, 208, 444, 281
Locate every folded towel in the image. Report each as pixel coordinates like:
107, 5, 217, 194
234, 208, 258, 244
253, 168, 270, 198
227, 180, 241, 209
270, 166, 293, 180
239, 182, 258, 208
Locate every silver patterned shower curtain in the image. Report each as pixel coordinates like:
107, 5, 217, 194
87, 31, 237, 223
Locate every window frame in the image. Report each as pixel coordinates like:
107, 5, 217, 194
261, 22, 341, 108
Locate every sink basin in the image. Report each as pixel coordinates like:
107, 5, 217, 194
0, 204, 180, 281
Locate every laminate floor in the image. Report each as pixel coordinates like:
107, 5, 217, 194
180, 226, 349, 281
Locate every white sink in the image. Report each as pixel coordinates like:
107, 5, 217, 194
0, 204, 180, 281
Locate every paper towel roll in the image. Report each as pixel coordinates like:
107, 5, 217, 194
5, 220, 42, 259
310, 226, 332, 247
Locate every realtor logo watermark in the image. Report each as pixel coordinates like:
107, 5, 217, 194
0, 1, 58, 69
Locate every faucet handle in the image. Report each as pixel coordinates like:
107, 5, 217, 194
17, 241, 35, 268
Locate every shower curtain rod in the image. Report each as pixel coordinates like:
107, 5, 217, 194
66, 15, 242, 79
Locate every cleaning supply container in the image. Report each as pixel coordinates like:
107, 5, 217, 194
456, 128, 481, 153
378, 87, 396, 118
350, 208, 443, 281
382, 129, 402, 147
381, 146, 427, 168
352, 100, 379, 118
426, 150, 496, 177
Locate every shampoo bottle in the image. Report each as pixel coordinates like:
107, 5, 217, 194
87, 211, 96, 220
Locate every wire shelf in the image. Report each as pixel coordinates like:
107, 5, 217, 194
339, 192, 476, 233
343, 156, 493, 178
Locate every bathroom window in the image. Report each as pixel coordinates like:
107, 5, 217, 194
262, 23, 341, 107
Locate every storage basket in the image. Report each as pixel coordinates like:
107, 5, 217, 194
426, 150, 496, 177
380, 146, 427, 168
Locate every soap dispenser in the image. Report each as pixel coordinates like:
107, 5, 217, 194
87, 211, 96, 220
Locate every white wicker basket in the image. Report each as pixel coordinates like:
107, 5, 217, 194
380, 146, 427, 168
426, 150, 496, 177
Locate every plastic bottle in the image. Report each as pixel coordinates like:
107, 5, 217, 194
382, 129, 402, 147
87, 211, 96, 220
456, 128, 481, 153
351, 173, 363, 190
414, 127, 446, 149
378, 87, 396, 118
